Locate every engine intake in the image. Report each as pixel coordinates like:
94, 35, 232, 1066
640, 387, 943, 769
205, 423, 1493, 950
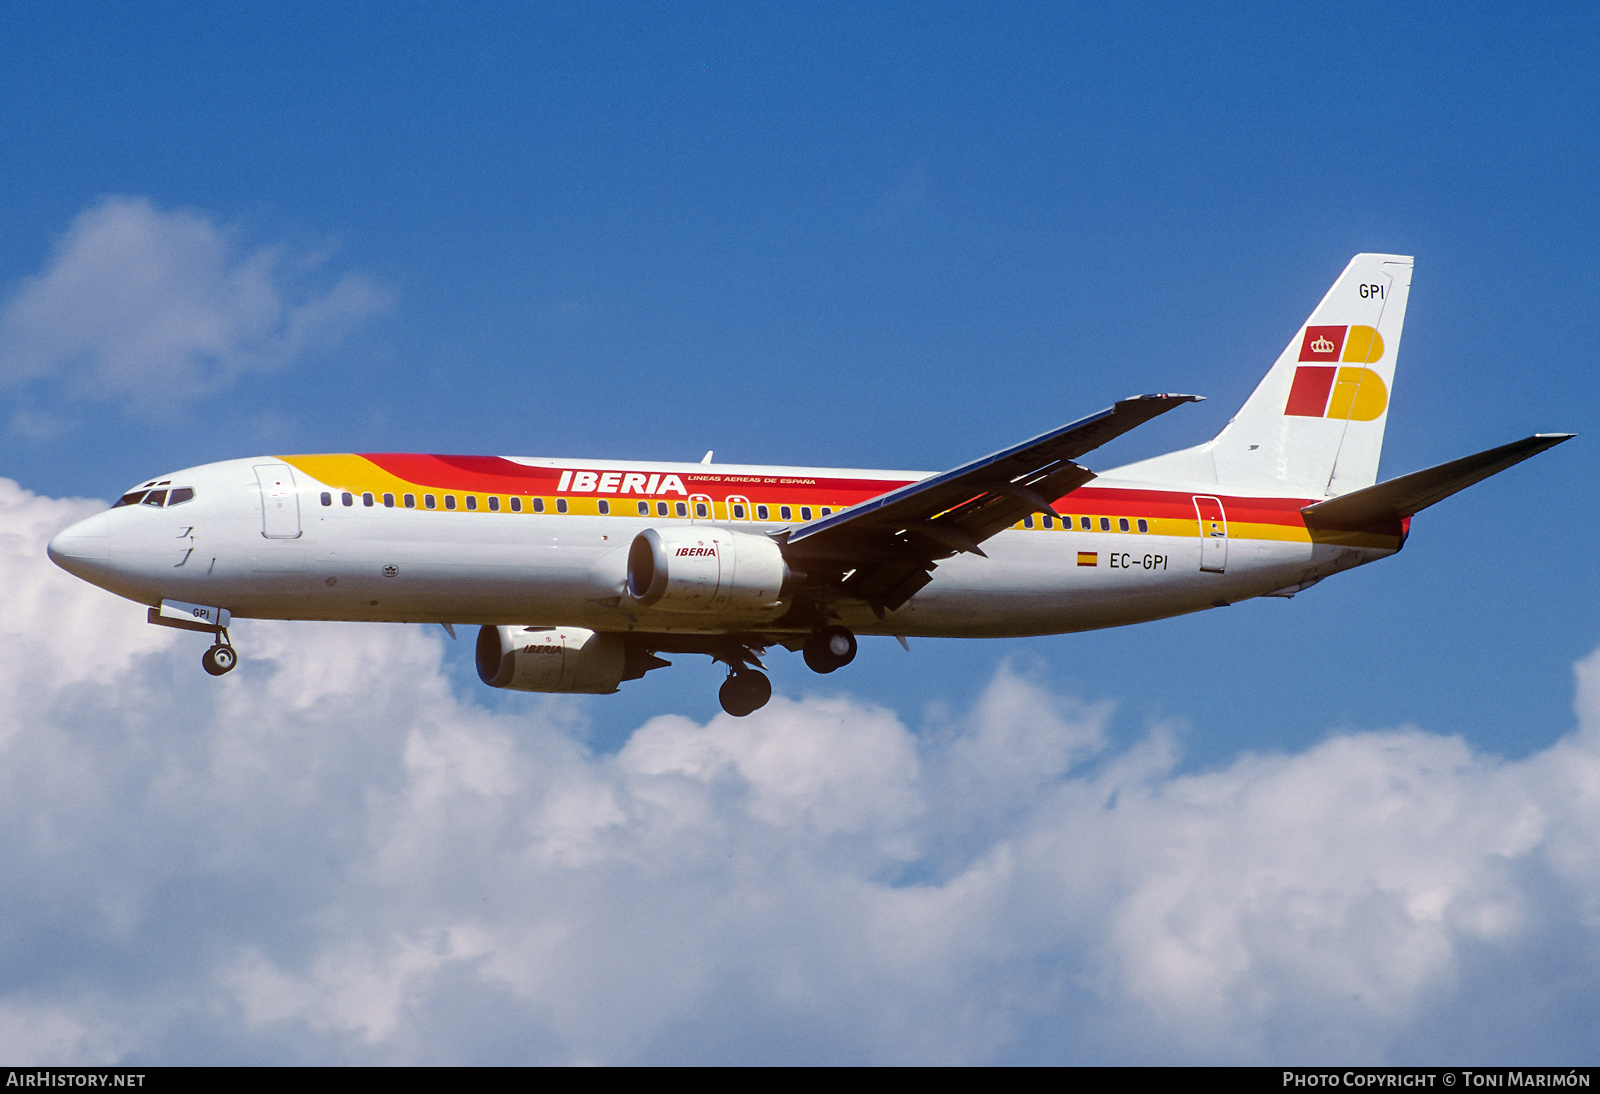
626, 527, 790, 614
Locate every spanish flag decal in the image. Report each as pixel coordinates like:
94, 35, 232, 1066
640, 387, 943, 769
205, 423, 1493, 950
1077, 551, 1098, 567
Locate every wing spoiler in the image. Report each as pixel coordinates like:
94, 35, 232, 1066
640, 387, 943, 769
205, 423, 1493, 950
1302, 433, 1574, 530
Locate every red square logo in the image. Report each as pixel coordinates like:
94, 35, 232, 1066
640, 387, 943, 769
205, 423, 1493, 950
1299, 325, 1347, 361
1284, 366, 1336, 416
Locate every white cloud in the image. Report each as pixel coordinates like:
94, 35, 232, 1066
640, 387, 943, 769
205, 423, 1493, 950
3, 479, 1600, 1063
0, 197, 390, 410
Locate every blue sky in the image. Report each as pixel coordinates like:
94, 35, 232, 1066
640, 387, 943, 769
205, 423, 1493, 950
1, 2, 1597, 1064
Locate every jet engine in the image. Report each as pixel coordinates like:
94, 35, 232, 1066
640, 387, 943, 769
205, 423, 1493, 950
475, 625, 627, 693
625, 527, 790, 614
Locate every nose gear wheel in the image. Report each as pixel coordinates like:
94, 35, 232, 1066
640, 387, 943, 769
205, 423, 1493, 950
201, 629, 237, 676
202, 643, 237, 676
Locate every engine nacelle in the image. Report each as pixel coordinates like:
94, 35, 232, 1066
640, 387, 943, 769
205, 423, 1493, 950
475, 625, 626, 693
625, 527, 790, 614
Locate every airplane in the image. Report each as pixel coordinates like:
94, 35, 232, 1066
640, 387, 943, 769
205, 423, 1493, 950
46, 254, 1572, 716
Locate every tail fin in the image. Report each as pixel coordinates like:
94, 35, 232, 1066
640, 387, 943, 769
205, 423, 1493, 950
1217, 253, 1412, 496
1113, 254, 1413, 497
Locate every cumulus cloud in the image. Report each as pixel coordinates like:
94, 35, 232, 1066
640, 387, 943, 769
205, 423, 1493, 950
0, 197, 390, 411
3, 480, 1600, 1063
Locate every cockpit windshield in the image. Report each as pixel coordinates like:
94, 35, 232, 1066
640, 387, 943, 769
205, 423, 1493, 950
113, 482, 195, 508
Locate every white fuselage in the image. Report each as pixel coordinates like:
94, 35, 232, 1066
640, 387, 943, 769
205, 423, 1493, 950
47, 455, 1393, 640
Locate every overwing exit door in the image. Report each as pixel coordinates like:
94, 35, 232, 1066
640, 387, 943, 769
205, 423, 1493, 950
1193, 495, 1228, 573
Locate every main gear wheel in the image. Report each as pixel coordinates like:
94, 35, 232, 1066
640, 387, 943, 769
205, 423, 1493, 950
802, 625, 857, 674
718, 669, 772, 716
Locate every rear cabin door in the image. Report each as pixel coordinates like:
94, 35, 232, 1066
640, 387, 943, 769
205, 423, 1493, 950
1192, 495, 1228, 573
255, 464, 303, 539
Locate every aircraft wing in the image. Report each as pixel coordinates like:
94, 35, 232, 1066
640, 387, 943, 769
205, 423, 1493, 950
1302, 433, 1574, 531
780, 393, 1202, 612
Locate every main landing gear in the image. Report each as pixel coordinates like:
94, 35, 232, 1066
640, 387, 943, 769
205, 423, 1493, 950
718, 668, 772, 718
712, 624, 859, 716
803, 625, 857, 674
201, 632, 237, 676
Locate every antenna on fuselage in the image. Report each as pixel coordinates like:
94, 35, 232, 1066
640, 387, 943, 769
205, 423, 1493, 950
701, 451, 713, 464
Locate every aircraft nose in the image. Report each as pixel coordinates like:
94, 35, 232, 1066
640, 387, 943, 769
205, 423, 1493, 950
47, 511, 112, 572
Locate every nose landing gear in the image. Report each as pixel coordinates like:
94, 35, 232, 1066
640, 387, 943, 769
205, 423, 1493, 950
803, 625, 857, 674
201, 632, 237, 676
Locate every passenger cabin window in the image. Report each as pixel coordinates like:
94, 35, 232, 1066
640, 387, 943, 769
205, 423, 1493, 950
555, 498, 567, 514
1118, 518, 1130, 532
425, 495, 437, 510
342, 492, 353, 507
382, 493, 394, 507
404, 494, 416, 508
821, 507, 832, 516
1043, 515, 1055, 529
732, 503, 746, 519
656, 501, 669, 517
465, 496, 477, 511
694, 501, 708, 518
168, 488, 194, 506
509, 497, 521, 512
1024, 515, 1035, 529
319, 492, 331, 506
444, 496, 456, 510
362, 492, 374, 507
1099, 517, 1110, 531
487, 497, 499, 512
637, 501, 650, 516
1137, 518, 1149, 533
531, 497, 544, 513
599, 500, 611, 515
756, 504, 770, 520
674, 501, 687, 517
800, 506, 812, 521
779, 505, 792, 521
1080, 516, 1091, 530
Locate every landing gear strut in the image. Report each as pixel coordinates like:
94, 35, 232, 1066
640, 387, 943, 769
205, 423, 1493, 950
719, 668, 772, 717
202, 631, 237, 676
803, 625, 857, 674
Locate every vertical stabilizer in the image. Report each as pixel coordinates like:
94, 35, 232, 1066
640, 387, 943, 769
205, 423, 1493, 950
1111, 254, 1413, 497
1215, 253, 1413, 496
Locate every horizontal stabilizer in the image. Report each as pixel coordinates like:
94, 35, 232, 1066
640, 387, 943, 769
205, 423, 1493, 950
1302, 433, 1573, 530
